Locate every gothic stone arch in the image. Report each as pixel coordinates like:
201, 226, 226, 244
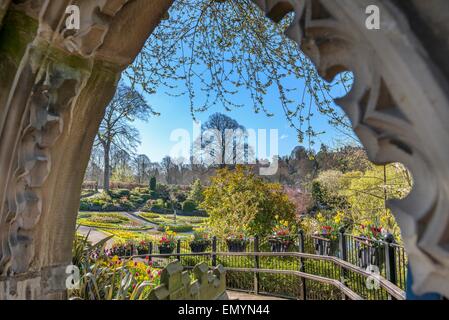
0, 0, 448, 299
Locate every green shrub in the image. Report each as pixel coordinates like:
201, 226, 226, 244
140, 212, 159, 220
158, 223, 193, 233
149, 176, 157, 191
110, 189, 130, 198
182, 200, 197, 212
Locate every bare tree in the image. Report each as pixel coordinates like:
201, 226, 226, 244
198, 113, 248, 167
134, 154, 151, 184
96, 84, 151, 191
161, 156, 175, 184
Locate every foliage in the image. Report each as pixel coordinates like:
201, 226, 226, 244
149, 176, 157, 191
69, 256, 162, 300
202, 166, 296, 237
182, 199, 197, 212
355, 224, 386, 241
310, 170, 350, 212
188, 179, 204, 204
196, 113, 247, 165
305, 163, 412, 241
340, 163, 411, 239
80, 189, 152, 211
72, 227, 114, 267
126, 0, 353, 145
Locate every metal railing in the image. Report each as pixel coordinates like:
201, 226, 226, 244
113, 230, 407, 300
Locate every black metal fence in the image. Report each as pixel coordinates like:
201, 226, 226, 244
301, 231, 408, 291
115, 230, 407, 300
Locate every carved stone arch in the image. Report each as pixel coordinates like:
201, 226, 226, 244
0, 0, 173, 299
253, 0, 449, 297
1, 0, 449, 299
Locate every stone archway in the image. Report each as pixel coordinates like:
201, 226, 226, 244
0, 0, 448, 299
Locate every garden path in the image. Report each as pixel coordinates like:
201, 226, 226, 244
77, 226, 114, 248
124, 211, 158, 230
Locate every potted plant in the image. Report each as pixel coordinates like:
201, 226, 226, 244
355, 224, 386, 269
136, 240, 150, 255
189, 229, 211, 253
158, 230, 176, 254
313, 225, 339, 256
226, 232, 248, 252
268, 225, 294, 252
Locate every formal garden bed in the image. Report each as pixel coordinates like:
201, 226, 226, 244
77, 212, 151, 231
138, 212, 206, 233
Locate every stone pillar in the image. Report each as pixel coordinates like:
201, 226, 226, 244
0, 0, 173, 299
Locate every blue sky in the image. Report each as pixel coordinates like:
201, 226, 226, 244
127, 3, 355, 163
132, 75, 353, 162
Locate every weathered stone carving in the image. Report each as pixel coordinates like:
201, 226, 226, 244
0, 0, 173, 299
0, 0, 11, 27
253, 0, 449, 297
149, 261, 228, 300
1, 0, 449, 299
59, 0, 130, 57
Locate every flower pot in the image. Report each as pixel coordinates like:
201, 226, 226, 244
269, 239, 293, 252
137, 248, 148, 255
314, 238, 339, 256
189, 240, 211, 253
226, 240, 247, 252
158, 245, 174, 254
357, 245, 385, 269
